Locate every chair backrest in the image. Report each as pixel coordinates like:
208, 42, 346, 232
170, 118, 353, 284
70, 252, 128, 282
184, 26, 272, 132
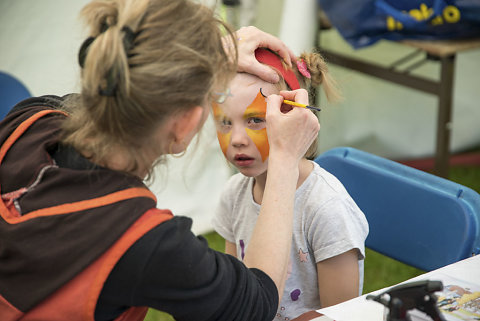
314, 147, 480, 271
0, 71, 31, 120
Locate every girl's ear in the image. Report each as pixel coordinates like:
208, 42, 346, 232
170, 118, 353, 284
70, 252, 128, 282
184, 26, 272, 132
169, 106, 206, 149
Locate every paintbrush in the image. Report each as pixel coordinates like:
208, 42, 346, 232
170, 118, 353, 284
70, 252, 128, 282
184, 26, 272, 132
260, 88, 321, 112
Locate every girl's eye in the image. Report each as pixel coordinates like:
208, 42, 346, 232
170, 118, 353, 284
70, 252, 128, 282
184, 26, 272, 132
251, 117, 264, 124
220, 118, 231, 126
216, 117, 232, 133
247, 117, 266, 130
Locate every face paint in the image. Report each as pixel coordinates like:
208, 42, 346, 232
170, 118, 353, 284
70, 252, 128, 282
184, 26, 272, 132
244, 90, 269, 161
212, 103, 231, 156
213, 90, 270, 162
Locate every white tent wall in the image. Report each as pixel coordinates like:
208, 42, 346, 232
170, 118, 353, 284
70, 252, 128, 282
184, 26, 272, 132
1, 0, 479, 235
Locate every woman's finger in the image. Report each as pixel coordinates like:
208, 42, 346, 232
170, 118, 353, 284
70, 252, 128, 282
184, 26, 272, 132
254, 32, 296, 67
241, 58, 280, 83
279, 89, 309, 106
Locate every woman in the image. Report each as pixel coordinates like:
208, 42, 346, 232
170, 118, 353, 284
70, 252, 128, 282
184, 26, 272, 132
0, 0, 319, 320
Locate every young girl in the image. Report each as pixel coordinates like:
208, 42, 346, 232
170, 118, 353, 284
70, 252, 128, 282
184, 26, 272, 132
212, 48, 369, 320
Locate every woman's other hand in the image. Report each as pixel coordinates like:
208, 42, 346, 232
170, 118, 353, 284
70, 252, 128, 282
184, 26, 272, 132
229, 26, 297, 83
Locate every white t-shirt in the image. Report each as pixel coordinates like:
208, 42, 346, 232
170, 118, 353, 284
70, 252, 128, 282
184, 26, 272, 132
212, 161, 369, 320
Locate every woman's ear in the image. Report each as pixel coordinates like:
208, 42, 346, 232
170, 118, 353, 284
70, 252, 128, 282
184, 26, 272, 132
170, 106, 206, 150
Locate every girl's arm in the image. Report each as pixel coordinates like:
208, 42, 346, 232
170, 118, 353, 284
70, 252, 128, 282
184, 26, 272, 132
224, 240, 237, 257
316, 248, 360, 308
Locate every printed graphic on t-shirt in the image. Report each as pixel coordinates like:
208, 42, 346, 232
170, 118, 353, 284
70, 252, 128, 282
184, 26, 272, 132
298, 248, 309, 262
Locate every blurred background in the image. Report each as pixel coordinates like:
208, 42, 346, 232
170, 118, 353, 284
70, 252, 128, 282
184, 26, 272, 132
1, 1, 479, 319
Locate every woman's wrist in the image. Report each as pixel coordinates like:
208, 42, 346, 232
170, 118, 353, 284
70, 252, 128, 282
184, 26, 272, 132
268, 150, 301, 176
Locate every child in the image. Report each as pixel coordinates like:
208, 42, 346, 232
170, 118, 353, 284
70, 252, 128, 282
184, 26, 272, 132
211, 48, 369, 320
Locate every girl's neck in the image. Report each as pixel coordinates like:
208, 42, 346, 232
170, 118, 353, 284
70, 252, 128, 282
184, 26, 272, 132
252, 158, 313, 204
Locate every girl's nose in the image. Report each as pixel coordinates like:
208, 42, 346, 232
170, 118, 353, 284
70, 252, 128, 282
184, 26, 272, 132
230, 125, 249, 147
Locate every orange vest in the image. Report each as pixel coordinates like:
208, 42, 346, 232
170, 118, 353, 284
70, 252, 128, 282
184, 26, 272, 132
0, 109, 174, 320
0, 208, 173, 321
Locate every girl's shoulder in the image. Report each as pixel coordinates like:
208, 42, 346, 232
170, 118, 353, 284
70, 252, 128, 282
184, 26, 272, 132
301, 161, 349, 196
300, 161, 367, 224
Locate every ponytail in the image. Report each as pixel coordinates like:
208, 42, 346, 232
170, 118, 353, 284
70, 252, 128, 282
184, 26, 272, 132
298, 51, 342, 103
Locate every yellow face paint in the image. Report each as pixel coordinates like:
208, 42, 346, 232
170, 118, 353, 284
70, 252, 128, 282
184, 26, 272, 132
244, 91, 269, 161
213, 90, 270, 161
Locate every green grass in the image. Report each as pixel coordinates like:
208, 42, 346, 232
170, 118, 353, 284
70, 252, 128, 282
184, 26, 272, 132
145, 164, 480, 320
449, 166, 480, 192
363, 249, 424, 293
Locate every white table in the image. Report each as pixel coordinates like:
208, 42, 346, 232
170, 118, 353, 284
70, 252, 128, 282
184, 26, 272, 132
293, 255, 480, 321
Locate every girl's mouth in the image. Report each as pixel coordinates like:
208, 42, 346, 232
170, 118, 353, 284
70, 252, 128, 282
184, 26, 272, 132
234, 154, 254, 167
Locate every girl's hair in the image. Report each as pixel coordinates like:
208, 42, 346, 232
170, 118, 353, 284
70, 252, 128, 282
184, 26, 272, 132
61, 0, 237, 177
271, 50, 341, 159
297, 51, 342, 103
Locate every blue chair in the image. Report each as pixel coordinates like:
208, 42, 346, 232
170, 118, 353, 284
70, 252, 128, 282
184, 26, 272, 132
314, 147, 480, 271
0, 71, 31, 120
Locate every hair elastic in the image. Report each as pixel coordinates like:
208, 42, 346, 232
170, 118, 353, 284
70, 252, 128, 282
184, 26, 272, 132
296, 59, 311, 79
78, 21, 109, 68
78, 25, 136, 97
78, 37, 95, 68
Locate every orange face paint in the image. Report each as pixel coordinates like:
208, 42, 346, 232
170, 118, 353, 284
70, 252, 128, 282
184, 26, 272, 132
213, 90, 270, 162
212, 103, 231, 156
244, 91, 269, 161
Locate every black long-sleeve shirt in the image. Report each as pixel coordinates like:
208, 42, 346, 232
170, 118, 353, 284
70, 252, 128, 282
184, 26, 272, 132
96, 217, 278, 321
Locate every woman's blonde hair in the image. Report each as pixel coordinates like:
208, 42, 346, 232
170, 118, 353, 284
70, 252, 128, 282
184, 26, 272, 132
61, 0, 237, 177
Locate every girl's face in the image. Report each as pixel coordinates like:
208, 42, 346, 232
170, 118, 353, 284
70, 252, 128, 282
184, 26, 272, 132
212, 73, 276, 178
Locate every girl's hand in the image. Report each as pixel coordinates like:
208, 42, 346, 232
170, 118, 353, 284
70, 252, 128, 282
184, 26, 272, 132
232, 26, 297, 83
265, 89, 320, 164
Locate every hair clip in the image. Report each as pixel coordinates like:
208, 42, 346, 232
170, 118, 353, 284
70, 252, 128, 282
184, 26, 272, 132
296, 59, 311, 79
213, 88, 232, 104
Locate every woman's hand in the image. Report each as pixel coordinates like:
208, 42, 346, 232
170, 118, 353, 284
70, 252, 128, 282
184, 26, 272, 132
265, 89, 320, 165
232, 26, 297, 83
